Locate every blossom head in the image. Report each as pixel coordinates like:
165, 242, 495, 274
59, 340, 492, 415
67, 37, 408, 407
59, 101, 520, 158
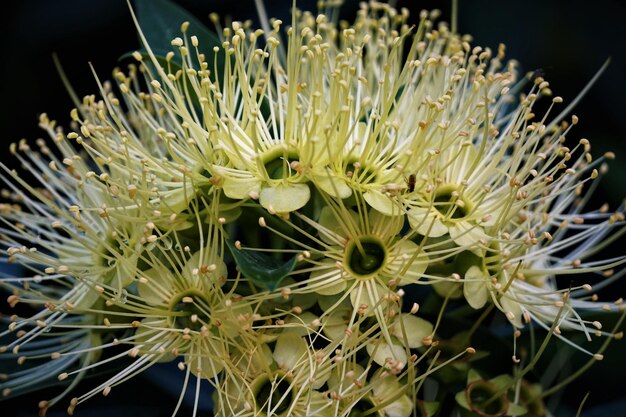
1, 1, 625, 417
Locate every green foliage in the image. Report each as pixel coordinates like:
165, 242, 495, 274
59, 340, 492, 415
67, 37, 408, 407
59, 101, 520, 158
226, 240, 297, 291
135, 0, 221, 67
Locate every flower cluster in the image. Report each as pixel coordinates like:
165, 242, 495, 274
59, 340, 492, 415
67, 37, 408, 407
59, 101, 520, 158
1, 1, 624, 416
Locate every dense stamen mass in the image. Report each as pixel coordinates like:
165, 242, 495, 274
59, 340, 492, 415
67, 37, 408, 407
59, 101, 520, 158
0, 1, 624, 416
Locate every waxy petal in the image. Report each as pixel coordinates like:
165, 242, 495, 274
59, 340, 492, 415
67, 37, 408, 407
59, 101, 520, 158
273, 332, 307, 371
500, 293, 524, 328
385, 240, 428, 285
318, 206, 359, 243
137, 267, 173, 305
308, 265, 348, 295
222, 176, 261, 200
314, 173, 353, 199
408, 206, 447, 237
449, 220, 489, 249
259, 183, 310, 213
390, 314, 433, 348
366, 339, 407, 368
464, 265, 490, 309
363, 190, 403, 216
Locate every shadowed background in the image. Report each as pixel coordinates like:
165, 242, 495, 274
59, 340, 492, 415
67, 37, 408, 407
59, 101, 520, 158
2, 1, 625, 416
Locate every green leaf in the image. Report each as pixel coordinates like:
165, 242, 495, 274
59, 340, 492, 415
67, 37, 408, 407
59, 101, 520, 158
135, 0, 222, 70
226, 240, 297, 291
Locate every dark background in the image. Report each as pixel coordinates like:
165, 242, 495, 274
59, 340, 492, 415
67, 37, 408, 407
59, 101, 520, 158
2, 1, 626, 416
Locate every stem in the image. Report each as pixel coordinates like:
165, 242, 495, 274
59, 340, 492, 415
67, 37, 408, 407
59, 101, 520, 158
451, 0, 459, 35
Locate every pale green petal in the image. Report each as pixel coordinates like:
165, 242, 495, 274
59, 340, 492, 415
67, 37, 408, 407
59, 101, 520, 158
385, 240, 428, 285
283, 312, 320, 337
259, 183, 310, 213
216, 205, 242, 224
232, 344, 273, 377
366, 339, 407, 368
314, 173, 353, 199
318, 206, 359, 243
383, 394, 414, 417
363, 190, 403, 216
292, 292, 317, 311
273, 332, 308, 371
215, 298, 253, 338
433, 281, 463, 299
390, 314, 433, 348
180, 251, 227, 289
327, 362, 366, 391
222, 176, 261, 200
137, 268, 173, 305
153, 213, 195, 231
306, 391, 335, 416
369, 208, 403, 237
500, 293, 524, 328
181, 250, 203, 281
114, 250, 139, 288
508, 403, 529, 416
479, 204, 502, 226
449, 220, 489, 248
318, 293, 352, 312
308, 266, 347, 295
310, 362, 332, 390
187, 348, 225, 379
464, 265, 490, 309
134, 319, 175, 363
408, 206, 447, 237
214, 259, 229, 285
350, 281, 388, 317
73, 282, 103, 310
320, 309, 349, 341
156, 183, 196, 213
372, 375, 413, 417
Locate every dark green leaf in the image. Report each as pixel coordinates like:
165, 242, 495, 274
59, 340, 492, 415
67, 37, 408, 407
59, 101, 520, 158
135, 0, 222, 71
226, 240, 297, 291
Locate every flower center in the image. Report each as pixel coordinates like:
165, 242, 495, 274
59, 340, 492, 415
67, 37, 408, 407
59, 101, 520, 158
433, 185, 471, 220
169, 291, 211, 331
252, 374, 295, 416
346, 237, 387, 278
263, 148, 301, 180
465, 380, 509, 417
